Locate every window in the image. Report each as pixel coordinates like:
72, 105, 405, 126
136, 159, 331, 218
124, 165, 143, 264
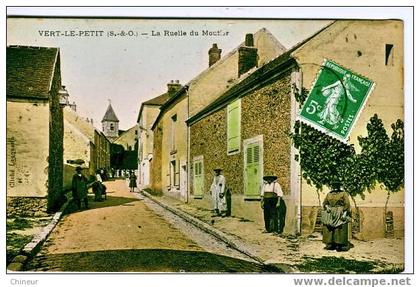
170, 160, 180, 187
227, 99, 241, 154
110, 123, 114, 131
171, 114, 177, 151
385, 44, 394, 66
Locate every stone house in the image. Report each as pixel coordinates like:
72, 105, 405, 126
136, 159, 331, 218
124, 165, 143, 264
187, 20, 404, 239
187, 46, 300, 234
151, 29, 286, 202
93, 129, 111, 173
7, 45, 64, 216
137, 91, 170, 188
63, 106, 110, 188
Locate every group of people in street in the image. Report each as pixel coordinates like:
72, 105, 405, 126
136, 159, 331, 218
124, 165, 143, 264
210, 169, 352, 251
209, 169, 286, 234
71, 166, 109, 210
73, 164, 351, 251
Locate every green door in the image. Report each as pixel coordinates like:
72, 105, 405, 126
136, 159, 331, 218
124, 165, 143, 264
193, 158, 204, 199
245, 143, 262, 198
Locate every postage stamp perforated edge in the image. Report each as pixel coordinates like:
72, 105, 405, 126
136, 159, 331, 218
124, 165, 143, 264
297, 58, 376, 144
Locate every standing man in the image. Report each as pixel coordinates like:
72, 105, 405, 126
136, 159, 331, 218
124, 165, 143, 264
210, 168, 227, 217
72, 166, 89, 209
260, 175, 283, 233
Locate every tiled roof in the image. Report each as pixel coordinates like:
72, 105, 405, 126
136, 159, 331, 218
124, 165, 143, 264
186, 22, 335, 125
136, 92, 170, 123
143, 92, 170, 106
101, 104, 119, 122
7, 45, 59, 99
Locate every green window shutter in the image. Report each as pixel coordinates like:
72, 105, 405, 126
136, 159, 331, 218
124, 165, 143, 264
227, 99, 241, 154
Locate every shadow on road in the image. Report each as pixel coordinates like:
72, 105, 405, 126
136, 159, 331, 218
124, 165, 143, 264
26, 248, 283, 273
65, 195, 140, 215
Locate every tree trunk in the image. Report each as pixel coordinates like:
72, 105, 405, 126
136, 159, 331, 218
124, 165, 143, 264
350, 195, 361, 237
384, 191, 394, 238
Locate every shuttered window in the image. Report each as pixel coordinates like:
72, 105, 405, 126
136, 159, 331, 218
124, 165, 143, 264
227, 99, 241, 154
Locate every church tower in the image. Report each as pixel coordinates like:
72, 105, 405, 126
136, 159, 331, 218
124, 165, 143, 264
101, 101, 119, 142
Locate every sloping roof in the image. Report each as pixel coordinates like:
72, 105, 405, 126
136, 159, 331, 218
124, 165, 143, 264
7, 45, 59, 99
151, 28, 285, 129
151, 86, 188, 130
143, 92, 170, 106
186, 22, 335, 125
113, 125, 137, 150
136, 92, 170, 123
64, 107, 95, 142
101, 104, 119, 122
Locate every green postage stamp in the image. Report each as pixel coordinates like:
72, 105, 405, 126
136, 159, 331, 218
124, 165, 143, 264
298, 59, 375, 143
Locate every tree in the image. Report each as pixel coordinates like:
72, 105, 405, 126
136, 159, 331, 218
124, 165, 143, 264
292, 87, 404, 237
358, 116, 404, 236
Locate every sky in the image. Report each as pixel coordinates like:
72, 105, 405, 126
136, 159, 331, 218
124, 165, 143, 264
7, 17, 331, 130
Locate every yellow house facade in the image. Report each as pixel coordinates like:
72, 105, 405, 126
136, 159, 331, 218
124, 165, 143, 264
291, 20, 404, 239
151, 87, 189, 201
137, 90, 170, 188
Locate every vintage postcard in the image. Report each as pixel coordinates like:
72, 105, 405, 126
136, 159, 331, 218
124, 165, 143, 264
5, 8, 410, 277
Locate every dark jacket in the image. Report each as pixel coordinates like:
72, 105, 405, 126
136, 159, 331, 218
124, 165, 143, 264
72, 174, 88, 199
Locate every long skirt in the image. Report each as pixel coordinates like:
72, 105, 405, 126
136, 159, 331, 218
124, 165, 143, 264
322, 223, 349, 246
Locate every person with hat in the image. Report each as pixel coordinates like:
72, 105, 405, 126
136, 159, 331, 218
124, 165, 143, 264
321, 180, 351, 252
72, 166, 89, 209
210, 168, 227, 217
260, 175, 283, 233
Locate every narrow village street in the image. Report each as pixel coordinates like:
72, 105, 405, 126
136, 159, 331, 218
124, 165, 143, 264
7, 15, 410, 276
25, 180, 268, 272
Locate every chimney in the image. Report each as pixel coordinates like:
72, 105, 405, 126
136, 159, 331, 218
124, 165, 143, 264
208, 43, 222, 67
167, 80, 182, 97
238, 33, 258, 77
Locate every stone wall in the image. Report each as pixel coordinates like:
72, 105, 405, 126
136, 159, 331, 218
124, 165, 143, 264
6, 101, 50, 198
7, 197, 49, 218
190, 74, 292, 196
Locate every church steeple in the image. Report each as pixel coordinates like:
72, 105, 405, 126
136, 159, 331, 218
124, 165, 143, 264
101, 100, 119, 141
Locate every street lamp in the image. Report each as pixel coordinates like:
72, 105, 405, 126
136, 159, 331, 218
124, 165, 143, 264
58, 85, 69, 106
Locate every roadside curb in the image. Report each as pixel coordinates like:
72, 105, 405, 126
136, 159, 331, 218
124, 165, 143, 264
140, 191, 266, 265
7, 197, 71, 272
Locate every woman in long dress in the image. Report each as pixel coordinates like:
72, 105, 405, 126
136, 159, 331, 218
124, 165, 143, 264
322, 182, 352, 252
129, 171, 137, 192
